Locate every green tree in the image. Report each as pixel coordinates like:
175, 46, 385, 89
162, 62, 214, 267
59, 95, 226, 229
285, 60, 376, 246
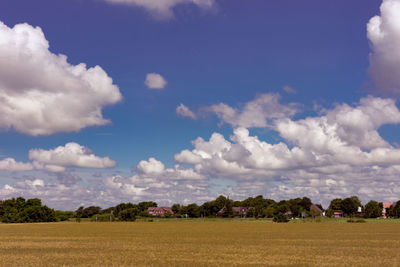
183, 203, 200, 218
246, 207, 255, 217
0, 197, 56, 223
118, 208, 139, 221
171, 204, 181, 215
342, 196, 361, 217
55, 210, 75, 221
138, 201, 157, 212
263, 206, 275, 218
299, 197, 312, 211
214, 196, 227, 210
364, 201, 382, 218
328, 198, 343, 211
393, 201, 400, 218
25, 198, 42, 208
113, 203, 136, 217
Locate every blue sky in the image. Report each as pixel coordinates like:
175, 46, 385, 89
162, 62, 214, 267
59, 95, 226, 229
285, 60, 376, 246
0, 0, 400, 209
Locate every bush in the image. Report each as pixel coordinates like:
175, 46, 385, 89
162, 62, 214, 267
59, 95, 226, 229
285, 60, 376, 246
273, 213, 289, 223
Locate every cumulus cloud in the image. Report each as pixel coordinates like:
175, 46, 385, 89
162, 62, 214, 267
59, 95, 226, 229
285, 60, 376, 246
145, 73, 167, 90
28, 142, 117, 172
207, 93, 299, 128
103, 0, 215, 19
171, 95, 400, 205
0, 158, 33, 172
0, 21, 122, 136
176, 103, 197, 119
367, 0, 400, 94
177, 96, 400, 179
102, 157, 208, 204
136, 157, 165, 174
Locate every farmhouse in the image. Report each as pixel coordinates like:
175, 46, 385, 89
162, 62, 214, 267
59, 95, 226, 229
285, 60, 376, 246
147, 207, 174, 217
217, 206, 249, 216
382, 202, 394, 218
310, 204, 323, 216
232, 207, 249, 215
333, 211, 344, 218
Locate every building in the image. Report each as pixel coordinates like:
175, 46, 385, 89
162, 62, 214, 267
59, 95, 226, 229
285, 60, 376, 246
232, 207, 249, 215
218, 206, 249, 216
382, 202, 394, 218
333, 211, 344, 218
310, 204, 323, 217
147, 207, 174, 217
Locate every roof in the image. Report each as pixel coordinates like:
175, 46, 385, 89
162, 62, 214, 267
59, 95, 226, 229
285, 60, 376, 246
218, 206, 249, 215
333, 211, 344, 214
310, 204, 323, 214
382, 202, 394, 209
147, 207, 174, 214
232, 207, 249, 213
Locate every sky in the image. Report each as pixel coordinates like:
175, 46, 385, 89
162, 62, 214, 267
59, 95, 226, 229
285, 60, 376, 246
0, 0, 400, 210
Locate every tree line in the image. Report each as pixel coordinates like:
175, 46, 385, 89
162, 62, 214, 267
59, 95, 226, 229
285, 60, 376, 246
1, 195, 400, 223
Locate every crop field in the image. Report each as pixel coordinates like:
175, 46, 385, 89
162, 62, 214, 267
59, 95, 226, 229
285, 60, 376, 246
1, 220, 400, 266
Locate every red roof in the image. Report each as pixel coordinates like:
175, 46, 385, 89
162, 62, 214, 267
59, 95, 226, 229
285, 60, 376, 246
147, 207, 174, 216
383, 202, 394, 209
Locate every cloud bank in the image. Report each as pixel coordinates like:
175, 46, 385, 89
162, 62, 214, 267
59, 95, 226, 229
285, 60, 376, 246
103, 0, 215, 19
4, 95, 400, 209
0, 21, 122, 136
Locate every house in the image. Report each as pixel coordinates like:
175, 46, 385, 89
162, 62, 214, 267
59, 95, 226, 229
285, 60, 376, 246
147, 207, 174, 217
382, 202, 394, 218
310, 204, 323, 217
333, 211, 344, 218
232, 207, 249, 215
218, 206, 249, 216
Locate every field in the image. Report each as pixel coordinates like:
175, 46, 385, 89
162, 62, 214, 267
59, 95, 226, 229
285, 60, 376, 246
1, 219, 400, 266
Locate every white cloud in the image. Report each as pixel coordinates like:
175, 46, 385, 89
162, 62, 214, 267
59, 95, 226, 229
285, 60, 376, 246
145, 73, 167, 90
173, 96, 400, 206
283, 85, 296, 94
367, 0, 400, 94
207, 93, 299, 128
28, 142, 117, 172
2, 90, 400, 207
136, 157, 165, 174
103, 0, 215, 20
0, 21, 122, 136
277, 96, 400, 155
176, 103, 197, 119
0, 158, 33, 172
102, 158, 209, 205
0, 178, 99, 210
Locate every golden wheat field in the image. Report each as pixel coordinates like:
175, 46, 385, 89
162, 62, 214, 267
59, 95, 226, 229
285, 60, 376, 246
0, 220, 400, 266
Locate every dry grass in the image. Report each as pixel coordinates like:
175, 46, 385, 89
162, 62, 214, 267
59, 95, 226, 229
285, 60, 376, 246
1, 220, 400, 266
